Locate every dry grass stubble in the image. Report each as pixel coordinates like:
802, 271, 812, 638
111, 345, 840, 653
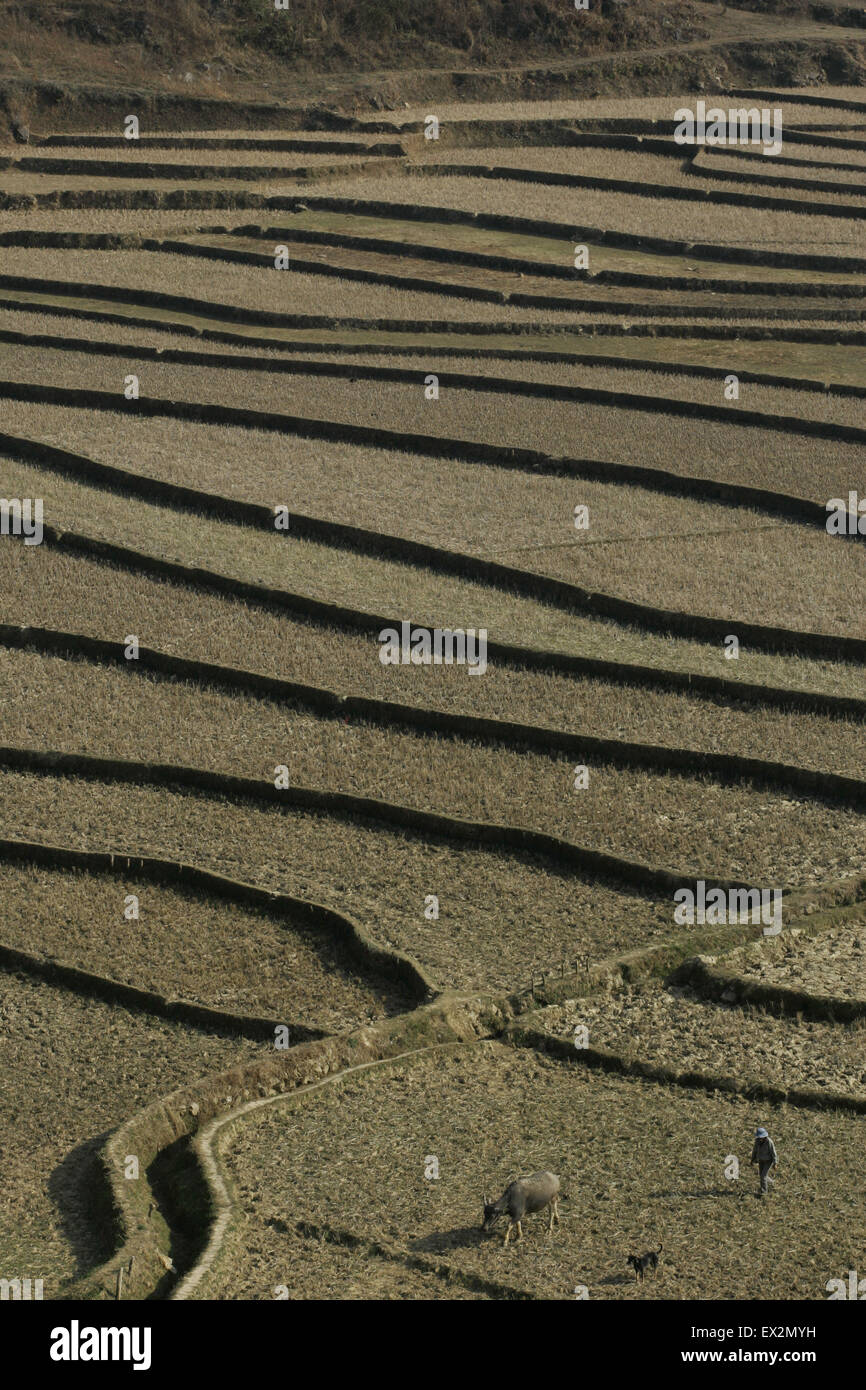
0, 769, 669, 993
202, 1042, 866, 1300
0, 860, 405, 1031
1, 543, 863, 731
3, 646, 865, 890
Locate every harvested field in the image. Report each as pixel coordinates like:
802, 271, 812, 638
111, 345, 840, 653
4, 455, 865, 695
694, 150, 866, 186
509, 528, 863, 645
0, 969, 262, 1294
177, 233, 855, 317
532, 987, 866, 1098
731, 924, 866, 1002
4, 646, 866, 889
699, 142, 866, 169
199, 1041, 866, 1300
4, 346, 863, 513
207, 1214, 496, 1300
2, 541, 863, 706
420, 145, 866, 208
289, 350, 866, 422
390, 96, 726, 123
2, 302, 864, 388
2, 407, 864, 655
0, 163, 388, 194
0, 247, 644, 321
0, 768, 672, 993
0, 858, 406, 1031
317, 173, 866, 251
3, 55, 865, 1309
180, 205, 866, 283
390, 93, 866, 125
0, 548, 863, 765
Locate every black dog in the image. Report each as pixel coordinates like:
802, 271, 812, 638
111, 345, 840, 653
627, 1245, 662, 1282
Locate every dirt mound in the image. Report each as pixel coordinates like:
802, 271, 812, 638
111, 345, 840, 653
3, 0, 706, 72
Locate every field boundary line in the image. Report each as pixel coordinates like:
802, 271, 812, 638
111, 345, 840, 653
727, 86, 866, 114
690, 153, 866, 199
183, 224, 866, 298
3, 260, 866, 329
6, 612, 864, 724
57, 894, 866, 1300
155, 238, 864, 318
34, 135, 406, 154
14, 156, 402, 183
691, 143, 866, 176
1, 308, 865, 400
506, 885, 866, 1011
10, 496, 866, 666
0, 163, 405, 215
506, 1026, 866, 1116
291, 1217, 536, 1300
0, 832, 435, 1009
0, 742, 767, 896
60, 997, 500, 1301
783, 126, 866, 153
274, 191, 866, 272
1, 373, 859, 542
172, 1040, 472, 1301
670, 955, 866, 1024
13, 515, 866, 681
0, 937, 323, 1044
5, 327, 866, 465
418, 161, 866, 221
351, 104, 866, 146
5, 623, 866, 805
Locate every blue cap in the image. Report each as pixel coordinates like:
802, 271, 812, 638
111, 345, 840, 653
755, 1127, 768, 1138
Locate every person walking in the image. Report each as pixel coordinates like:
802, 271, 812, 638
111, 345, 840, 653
751, 1127, 778, 1197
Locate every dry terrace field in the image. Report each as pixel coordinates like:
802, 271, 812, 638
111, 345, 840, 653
731, 923, 866, 1002
309, 172, 866, 253
420, 144, 866, 207
3, 300, 865, 387
1, 80, 865, 1303
2, 407, 865, 643
0, 767, 674, 994
0, 969, 263, 1295
5, 647, 866, 891
534, 985, 866, 1099
2, 545, 865, 765
198, 1042, 866, 1301
2, 540, 863, 705
0, 859, 406, 1032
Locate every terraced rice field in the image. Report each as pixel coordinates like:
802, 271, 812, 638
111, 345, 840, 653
1, 74, 864, 1307
195, 1042, 866, 1301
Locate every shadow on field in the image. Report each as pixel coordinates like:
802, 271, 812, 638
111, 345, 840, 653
410, 1225, 486, 1253
597, 1272, 640, 1287
647, 1187, 736, 1200
49, 1128, 118, 1279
